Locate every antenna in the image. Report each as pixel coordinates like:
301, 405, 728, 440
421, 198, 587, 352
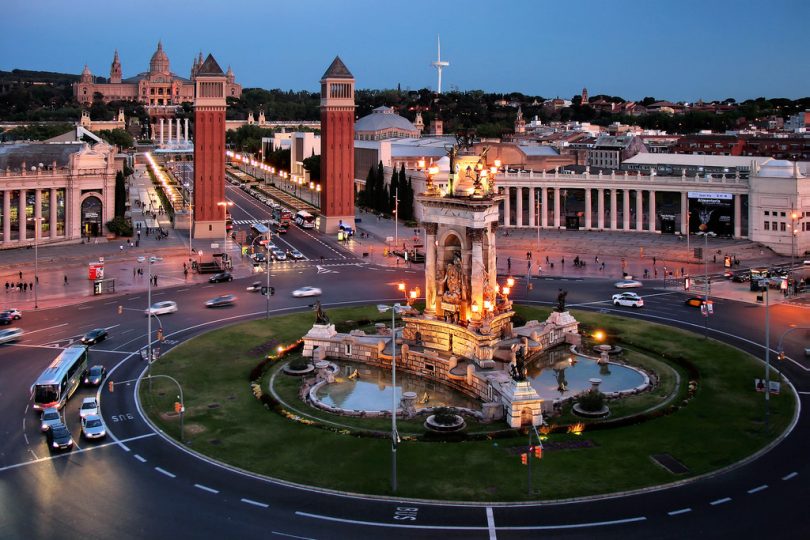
431, 35, 450, 94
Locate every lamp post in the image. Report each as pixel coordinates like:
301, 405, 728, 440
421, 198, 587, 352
761, 281, 771, 430
250, 224, 273, 320
697, 225, 716, 339
217, 201, 233, 254
28, 217, 43, 309
376, 282, 418, 494
316, 184, 321, 209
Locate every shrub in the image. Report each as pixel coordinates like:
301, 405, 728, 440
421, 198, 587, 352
288, 357, 311, 371
106, 216, 133, 237
577, 389, 605, 412
432, 407, 460, 426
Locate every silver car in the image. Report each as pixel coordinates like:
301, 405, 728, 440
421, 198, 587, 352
0, 327, 23, 344
79, 397, 99, 419
40, 408, 62, 432
81, 415, 107, 440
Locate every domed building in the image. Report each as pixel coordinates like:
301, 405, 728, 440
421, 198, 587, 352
73, 42, 241, 115
355, 106, 420, 141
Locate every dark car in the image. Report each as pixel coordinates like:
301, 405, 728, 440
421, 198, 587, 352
731, 272, 750, 283
684, 297, 704, 308
84, 364, 107, 386
205, 294, 236, 308
0, 312, 14, 326
46, 422, 74, 452
209, 272, 233, 283
81, 328, 109, 345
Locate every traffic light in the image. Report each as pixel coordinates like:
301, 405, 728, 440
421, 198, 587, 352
118, 305, 123, 315
174, 402, 182, 413
108, 380, 114, 393
520, 453, 528, 465
156, 328, 164, 342
534, 445, 543, 459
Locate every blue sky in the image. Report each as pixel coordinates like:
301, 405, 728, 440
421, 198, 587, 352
2, 0, 807, 101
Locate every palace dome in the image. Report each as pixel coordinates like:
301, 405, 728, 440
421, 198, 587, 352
149, 41, 170, 74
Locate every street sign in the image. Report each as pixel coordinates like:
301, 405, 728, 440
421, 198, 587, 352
210, 243, 220, 249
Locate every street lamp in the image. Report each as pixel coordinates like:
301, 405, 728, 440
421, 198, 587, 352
250, 223, 274, 320
697, 225, 717, 339
28, 217, 43, 309
376, 282, 418, 494
217, 201, 233, 254
315, 184, 321, 209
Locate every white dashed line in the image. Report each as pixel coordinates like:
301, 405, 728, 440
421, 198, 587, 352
134, 454, 147, 463
194, 483, 219, 494
710, 497, 731, 506
747, 485, 768, 494
782, 472, 798, 480
486, 507, 496, 540
155, 467, 176, 478
271, 532, 314, 540
241, 498, 269, 508
667, 508, 692, 516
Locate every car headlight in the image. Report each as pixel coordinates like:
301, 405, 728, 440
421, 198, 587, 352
84, 378, 89, 383
52, 441, 59, 448
41, 423, 47, 430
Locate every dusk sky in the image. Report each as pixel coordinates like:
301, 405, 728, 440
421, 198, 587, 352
3, 0, 807, 101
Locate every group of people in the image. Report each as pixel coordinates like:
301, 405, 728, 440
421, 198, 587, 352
5, 280, 34, 293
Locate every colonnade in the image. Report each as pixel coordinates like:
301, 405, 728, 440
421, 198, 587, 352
1, 188, 64, 244
158, 118, 190, 146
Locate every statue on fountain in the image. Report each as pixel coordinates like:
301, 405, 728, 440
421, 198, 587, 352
313, 300, 330, 325
555, 289, 568, 313
510, 341, 528, 382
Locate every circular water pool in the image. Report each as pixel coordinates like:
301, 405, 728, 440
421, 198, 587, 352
315, 362, 480, 412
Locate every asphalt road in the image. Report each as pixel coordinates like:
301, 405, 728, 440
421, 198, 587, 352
1, 230, 809, 539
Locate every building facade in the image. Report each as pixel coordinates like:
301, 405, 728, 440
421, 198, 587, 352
73, 42, 242, 111
0, 142, 117, 247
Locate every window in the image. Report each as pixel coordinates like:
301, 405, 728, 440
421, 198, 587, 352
780, 223, 786, 232
764, 211, 769, 216
780, 212, 786, 217
344, 343, 352, 356
772, 221, 777, 230
764, 221, 770, 230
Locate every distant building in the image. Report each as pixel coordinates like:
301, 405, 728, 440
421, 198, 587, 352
73, 42, 241, 116
586, 135, 647, 169
621, 153, 771, 177
354, 106, 420, 141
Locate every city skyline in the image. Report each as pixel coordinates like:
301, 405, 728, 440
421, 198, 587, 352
1, 0, 808, 101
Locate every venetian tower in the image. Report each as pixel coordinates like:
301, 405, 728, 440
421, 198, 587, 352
318, 57, 356, 234
192, 54, 227, 239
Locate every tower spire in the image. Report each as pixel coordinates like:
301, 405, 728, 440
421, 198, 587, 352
431, 35, 450, 94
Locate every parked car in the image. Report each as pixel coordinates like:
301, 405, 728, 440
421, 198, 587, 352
614, 280, 643, 289
684, 296, 704, 308
145, 301, 178, 316
81, 415, 107, 440
205, 294, 236, 308
46, 422, 74, 451
612, 292, 644, 308
292, 286, 322, 298
83, 365, 107, 386
0, 327, 23, 344
79, 397, 99, 419
209, 272, 233, 283
40, 408, 62, 432
81, 328, 109, 345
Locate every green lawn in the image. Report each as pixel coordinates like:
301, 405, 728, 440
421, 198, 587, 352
139, 305, 795, 501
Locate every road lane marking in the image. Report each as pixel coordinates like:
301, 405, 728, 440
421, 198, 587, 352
23, 323, 68, 336
747, 485, 768, 494
271, 532, 314, 540
667, 508, 691, 516
710, 497, 731, 506
296, 511, 647, 530
486, 507, 496, 540
78, 306, 93, 310
782, 472, 798, 480
134, 454, 147, 463
241, 498, 269, 508
194, 483, 219, 494
0, 433, 156, 473
155, 467, 176, 478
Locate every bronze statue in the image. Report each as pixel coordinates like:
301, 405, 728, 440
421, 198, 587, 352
555, 289, 568, 312
442, 252, 463, 303
313, 300, 330, 325
510, 341, 528, 382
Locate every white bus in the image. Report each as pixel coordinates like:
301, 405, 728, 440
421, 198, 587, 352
295, 210, 316, 229
32, 345, 89, 411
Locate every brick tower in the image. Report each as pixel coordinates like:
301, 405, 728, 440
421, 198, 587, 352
319, 56, 355, 234
193, 54, 227, 240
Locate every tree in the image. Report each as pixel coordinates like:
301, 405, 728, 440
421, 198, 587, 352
114, 171, 126, 218
362, 165, 376, 208
302, 154, 320, 181
97, 128, 134, 149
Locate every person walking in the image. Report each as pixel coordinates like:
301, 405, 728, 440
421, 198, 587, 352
507, 257, 512, 273
64, 275, 68, 285
19, 271, 22, 280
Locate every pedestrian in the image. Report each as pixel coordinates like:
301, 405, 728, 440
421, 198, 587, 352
133, 268, 136, 277
680, 267, 684, 277
64, 275, 68, 285
561, 257, 565, 266
507, 257, 512, 273
135, 240, 139, 247
120, 245, 124, 251
595, 256, 599, 263
653, 256, 656, 265
35, 276, 38, 284
184, 268, 188, 279
29, 282, 33, 291
600, 262, 605, 271
23, 282, 27, 292
4, 282, 8, 292
18, 271, 22, 280
546, 255, 550, 264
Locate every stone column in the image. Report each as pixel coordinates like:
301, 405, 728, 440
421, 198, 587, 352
553, 187, 561, 228
622, 190, 630, 230
468, 228, 485, 314
176, 118, 181, 142
487, 225, 497, 293
584, 188, 592, 230
635, 190, 644, 230
18, 189, 26, 242
597, 188, 605, 230
424, 222, 438, 314
167, 118, 173, 143
50, 188, 58, 238
610, 189, 617, 229
2, 190, 10, 243
733, 194, 742, 238
34, 189, 42, 240
540, 187, 548, 228
681, 191, 689, 234
516, 187, 523, 227
528, 188, 535, 227
184, 118, 189, 142
648, 190, 656, 232
159, 118, 164, 145
503, 187, 511, 227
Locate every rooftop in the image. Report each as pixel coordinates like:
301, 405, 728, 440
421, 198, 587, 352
0, 142, 85, 170
623, 153, 773, 169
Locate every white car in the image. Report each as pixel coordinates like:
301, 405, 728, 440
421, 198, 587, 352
79, 397, 99, 419
81, 415, 107, 440
614, 280, 643, 289
40, 408, 62, 432
0, 327, 23, 344
2, 308, 22, 320
145, 301, 178, 316
288, 249, 304, 260
612, 292, 644, 308
292, 286, 322, 298
272, 249, 287, 261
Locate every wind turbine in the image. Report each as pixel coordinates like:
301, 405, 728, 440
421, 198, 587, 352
431, 35, 450, 94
